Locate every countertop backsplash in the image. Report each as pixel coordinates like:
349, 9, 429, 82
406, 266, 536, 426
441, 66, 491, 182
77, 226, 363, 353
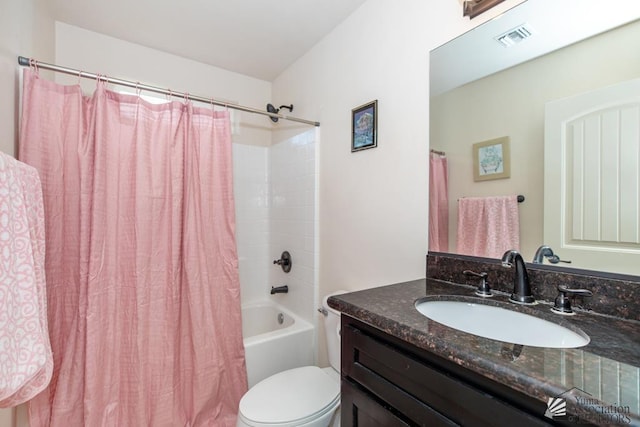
427, 252, 640, 322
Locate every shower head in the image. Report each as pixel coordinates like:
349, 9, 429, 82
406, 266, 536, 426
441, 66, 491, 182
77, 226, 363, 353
266, 103, 294, 123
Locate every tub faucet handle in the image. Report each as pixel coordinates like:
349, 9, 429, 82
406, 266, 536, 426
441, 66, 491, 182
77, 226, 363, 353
273, 251, 292, 273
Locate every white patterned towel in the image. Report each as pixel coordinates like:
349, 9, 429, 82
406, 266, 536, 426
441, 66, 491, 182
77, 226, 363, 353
0, 151, 52, 407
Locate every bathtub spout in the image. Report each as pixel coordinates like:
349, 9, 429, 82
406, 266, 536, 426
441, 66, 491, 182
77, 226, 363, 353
270, 285, 288, 295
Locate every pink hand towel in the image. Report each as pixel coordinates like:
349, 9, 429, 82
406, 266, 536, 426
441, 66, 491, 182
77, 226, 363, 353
456, 195, 520, 258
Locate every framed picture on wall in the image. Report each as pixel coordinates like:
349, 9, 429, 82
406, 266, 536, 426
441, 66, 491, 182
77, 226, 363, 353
351, 100, 377, 152
463, 0, 507, 19
472, 136, 510, 181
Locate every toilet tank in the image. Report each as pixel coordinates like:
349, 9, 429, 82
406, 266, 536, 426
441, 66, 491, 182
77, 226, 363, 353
322, 291, 347, 372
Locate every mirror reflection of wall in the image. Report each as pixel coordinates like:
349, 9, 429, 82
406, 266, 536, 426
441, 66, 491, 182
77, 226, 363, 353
430, 18, 640, 274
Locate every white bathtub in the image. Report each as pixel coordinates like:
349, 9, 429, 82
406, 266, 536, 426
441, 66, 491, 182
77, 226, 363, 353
241, 301, 314, 387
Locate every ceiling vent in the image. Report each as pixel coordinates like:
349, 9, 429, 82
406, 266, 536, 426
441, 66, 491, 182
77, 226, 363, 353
495, 24, 535, 47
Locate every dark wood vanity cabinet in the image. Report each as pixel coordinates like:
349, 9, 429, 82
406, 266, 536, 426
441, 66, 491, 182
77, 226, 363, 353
340, 315, 555, 427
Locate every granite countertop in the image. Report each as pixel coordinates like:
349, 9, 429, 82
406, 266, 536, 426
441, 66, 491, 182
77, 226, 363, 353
328, 278, 640, 427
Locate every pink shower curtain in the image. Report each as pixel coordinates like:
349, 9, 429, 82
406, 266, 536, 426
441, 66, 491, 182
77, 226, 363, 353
429, 153, 449, 252
19, 69, 247, 426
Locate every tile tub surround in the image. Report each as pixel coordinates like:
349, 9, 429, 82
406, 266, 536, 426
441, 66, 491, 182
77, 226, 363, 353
329, 279, 640, 426
427, 252, 640, 321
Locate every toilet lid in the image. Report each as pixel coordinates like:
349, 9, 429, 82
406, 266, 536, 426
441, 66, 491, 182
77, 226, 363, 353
239, 366, 339, 425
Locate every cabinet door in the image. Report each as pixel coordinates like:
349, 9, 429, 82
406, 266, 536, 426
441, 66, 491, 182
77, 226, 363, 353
342, 317, 552, 427
342, 378, 422, 427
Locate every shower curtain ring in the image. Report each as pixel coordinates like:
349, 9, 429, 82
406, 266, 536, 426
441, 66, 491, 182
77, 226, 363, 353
135, 82, 141, 96
30, 59, 39, 74
184, 92, 190, 104
166, 89, 172, 101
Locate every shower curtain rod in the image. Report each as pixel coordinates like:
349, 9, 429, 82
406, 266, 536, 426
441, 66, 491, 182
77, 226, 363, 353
17, 56, 320, 127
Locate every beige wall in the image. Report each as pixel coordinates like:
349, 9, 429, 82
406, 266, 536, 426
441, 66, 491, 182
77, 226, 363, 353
54, 22, 273, 147
271, 0, 526, 366
431, 19, 640, 261
0, 0, 54, 156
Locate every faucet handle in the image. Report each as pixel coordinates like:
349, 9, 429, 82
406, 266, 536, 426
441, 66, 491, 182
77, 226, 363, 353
557, 284, 592, 297
463, 270, 492, 297
273, 251, 292, 273
551, 285, 593, 315
547, 255, 572, 264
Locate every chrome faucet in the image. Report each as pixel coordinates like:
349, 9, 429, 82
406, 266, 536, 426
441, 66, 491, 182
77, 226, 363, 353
501, 250, 535, 304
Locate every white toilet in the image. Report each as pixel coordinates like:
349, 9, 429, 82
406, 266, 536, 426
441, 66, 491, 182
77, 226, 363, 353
236, 291, 345, 427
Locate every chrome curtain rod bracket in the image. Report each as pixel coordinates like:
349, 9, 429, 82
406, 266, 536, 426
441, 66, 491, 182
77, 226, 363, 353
17, 56, 320, 127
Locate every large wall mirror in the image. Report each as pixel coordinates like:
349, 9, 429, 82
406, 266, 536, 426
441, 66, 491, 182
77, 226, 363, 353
430, 0, 640, 275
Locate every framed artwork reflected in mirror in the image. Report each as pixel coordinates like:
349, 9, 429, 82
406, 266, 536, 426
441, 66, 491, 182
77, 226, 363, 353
472, 136, 511, 181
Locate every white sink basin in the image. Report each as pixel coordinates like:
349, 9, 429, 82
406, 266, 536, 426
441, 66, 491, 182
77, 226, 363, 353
415, 299, 590, 348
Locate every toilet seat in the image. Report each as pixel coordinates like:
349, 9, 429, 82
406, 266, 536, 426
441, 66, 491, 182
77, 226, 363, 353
238, 366, 340, 427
